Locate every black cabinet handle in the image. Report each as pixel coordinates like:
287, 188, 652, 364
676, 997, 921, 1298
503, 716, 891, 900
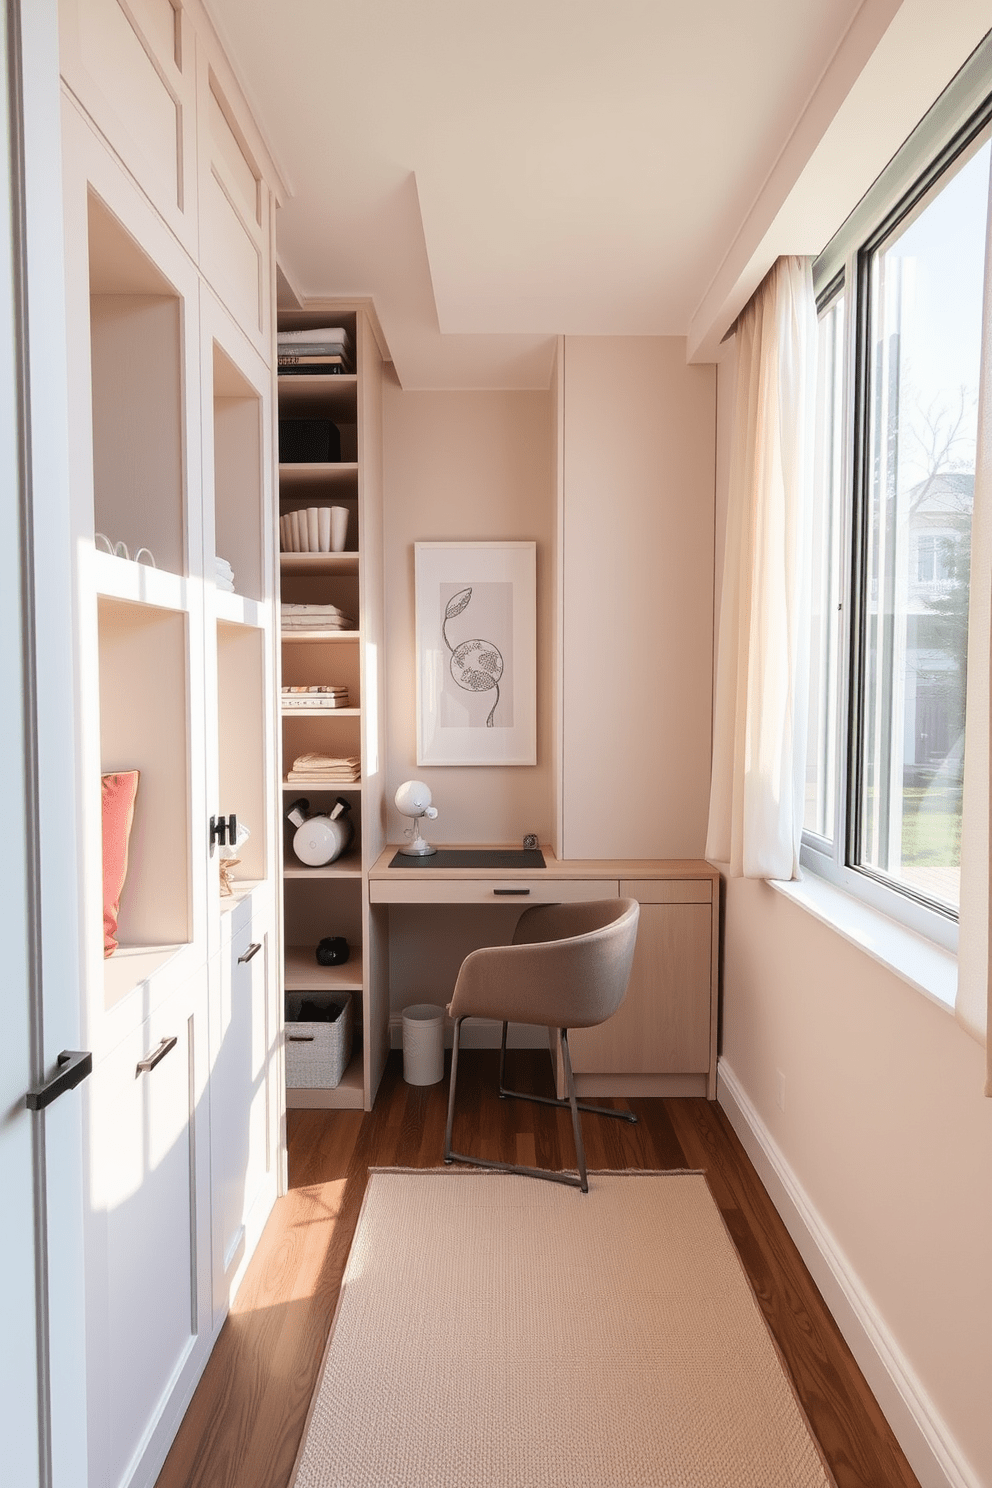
238, 942, 261, 964
210, 813, 238, 849
493, 888, 530, 896
135, 1036, 177, 1076
26, 1049, 92, 1111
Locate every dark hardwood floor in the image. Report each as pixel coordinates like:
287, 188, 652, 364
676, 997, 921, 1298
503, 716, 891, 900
155, 1050, 921, 1488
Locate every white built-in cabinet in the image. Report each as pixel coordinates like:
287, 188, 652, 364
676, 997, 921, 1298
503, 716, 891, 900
58, 2, 284, 1485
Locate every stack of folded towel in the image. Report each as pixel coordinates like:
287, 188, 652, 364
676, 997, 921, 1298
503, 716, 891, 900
285, 752, 361, 784
216, 555, 235, 592
281, 602, 355, 632
281, 685, 350, 710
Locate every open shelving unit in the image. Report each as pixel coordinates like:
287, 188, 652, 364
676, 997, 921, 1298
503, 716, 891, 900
277, 304, 388, 1111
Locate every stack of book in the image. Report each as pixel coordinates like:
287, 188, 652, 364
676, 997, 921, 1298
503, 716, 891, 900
281, 685, 350, 710
277, 326, 354, 376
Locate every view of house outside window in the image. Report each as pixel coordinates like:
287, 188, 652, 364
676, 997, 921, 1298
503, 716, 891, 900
805, 113, 991, 928
857, 134, 989, 912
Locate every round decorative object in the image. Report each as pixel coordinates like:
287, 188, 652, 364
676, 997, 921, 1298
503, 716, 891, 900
394, 780, 433, 816
316, 936, 349, 966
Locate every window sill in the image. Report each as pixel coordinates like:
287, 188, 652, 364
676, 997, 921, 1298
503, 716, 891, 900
767, 873, 957, 1012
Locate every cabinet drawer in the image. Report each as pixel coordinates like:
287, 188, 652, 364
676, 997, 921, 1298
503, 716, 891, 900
370, 877, 617, 905
621, 879, 712, 905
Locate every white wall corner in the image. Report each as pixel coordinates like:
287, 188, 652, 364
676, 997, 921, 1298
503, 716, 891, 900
717, 1059, 982, 1488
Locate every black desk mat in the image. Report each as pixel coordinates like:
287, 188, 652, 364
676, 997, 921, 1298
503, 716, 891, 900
388, 848, 546, 870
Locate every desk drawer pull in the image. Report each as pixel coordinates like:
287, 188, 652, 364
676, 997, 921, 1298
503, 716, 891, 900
493, 887, 530, 896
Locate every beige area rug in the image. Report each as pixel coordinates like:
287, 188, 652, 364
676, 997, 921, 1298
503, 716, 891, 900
291, 1170, 835, 1488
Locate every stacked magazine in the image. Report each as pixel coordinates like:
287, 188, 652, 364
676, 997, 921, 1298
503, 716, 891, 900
277, 325, 354, 376
281, 685, 350, 710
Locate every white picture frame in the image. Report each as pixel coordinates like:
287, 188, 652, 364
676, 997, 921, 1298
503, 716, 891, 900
415, 541, 537, 766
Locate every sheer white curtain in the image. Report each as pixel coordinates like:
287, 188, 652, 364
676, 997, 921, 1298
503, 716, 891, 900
706, 256, 818, 880
956, 186, 992, 1090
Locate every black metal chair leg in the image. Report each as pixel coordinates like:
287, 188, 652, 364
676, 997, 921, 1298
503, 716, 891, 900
443, 1017, 463, 1163
560, 1027, 588, 1192
497, 1025, 638, 1125
445, 1020, 636, 1191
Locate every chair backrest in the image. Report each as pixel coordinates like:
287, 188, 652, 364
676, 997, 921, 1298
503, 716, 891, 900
448, 897, 640, 1031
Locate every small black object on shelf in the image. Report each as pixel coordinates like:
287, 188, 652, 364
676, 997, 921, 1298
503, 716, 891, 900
316, 936, 349, 966
278, 418, 341, 464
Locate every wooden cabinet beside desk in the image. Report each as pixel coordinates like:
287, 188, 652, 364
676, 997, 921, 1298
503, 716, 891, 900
368, 850, 720, 1099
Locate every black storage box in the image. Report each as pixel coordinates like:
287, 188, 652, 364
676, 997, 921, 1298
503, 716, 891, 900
279, 418, 341, 464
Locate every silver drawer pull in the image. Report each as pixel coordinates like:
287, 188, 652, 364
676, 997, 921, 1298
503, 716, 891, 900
238, 941, 262, 964
493, 887, 530, 895
136, 1036, 177, 1076
287, 1034, 315, 1043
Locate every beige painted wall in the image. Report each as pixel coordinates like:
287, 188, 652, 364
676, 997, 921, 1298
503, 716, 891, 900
382, 378, 555, 847
714, 353, 992, 1484
721, 878, 992, 1484
560, 337, 715, 859
381, 380, 554, 1021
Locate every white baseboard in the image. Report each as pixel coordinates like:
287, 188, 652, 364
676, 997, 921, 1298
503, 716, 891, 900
717, 1060, 980, 1488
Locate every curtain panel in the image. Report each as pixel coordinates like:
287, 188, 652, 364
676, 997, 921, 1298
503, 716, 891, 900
706, 255, 817, 880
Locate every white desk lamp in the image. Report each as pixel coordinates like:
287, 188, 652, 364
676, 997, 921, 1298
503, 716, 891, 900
395, 780, 438, 856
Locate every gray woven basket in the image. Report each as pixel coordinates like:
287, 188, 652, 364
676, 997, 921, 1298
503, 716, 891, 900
285, 993, 353, 1088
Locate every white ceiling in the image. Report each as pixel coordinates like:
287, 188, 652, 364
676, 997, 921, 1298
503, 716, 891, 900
203, 0, 991, 388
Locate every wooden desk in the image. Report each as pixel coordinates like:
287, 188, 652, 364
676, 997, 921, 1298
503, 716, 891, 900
369, 847, 720, 1099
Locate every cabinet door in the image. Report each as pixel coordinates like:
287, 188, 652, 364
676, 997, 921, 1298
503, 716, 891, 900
209, 914, 274, 1322
568, 895, 712, 1075
83, 975, 209, 1488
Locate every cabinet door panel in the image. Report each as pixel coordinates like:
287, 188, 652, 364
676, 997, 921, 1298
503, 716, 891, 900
84, 989, 202, 1488
569, 901, 711, 1074
198, 74, 269, 350
209, 921, 272, 1320
60, 0, 196, 247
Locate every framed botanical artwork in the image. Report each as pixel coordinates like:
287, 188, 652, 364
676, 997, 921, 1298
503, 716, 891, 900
415, 541, 537, 766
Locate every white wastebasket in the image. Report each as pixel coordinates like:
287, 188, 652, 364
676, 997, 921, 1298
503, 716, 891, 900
402, 1003, 445, 1085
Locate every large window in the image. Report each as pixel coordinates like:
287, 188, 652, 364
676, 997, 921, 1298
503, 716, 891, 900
804, 45, 992, 946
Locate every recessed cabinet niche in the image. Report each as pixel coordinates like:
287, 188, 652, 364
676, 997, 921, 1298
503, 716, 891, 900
88, 193, 184, 575
213, 344, 263, 601
216, 620, 267, 888
97, 596, 191, 1006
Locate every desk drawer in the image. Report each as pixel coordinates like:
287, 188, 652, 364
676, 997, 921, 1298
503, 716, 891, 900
370, 878, 617, 905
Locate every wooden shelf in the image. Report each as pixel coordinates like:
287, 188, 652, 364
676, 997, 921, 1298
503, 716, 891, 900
280, 628, 360, 643
285, 1048, 364, 1110
279, 551, 359, 576
279, 462, 357, 487
282, 857, 363, 880
276, 372, 357, 414
280, 705, 360, 718
283, 778, 362, 790
284, 944, 364, 990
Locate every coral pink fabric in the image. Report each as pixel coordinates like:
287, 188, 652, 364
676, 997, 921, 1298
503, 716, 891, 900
102, 771, 139, 956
